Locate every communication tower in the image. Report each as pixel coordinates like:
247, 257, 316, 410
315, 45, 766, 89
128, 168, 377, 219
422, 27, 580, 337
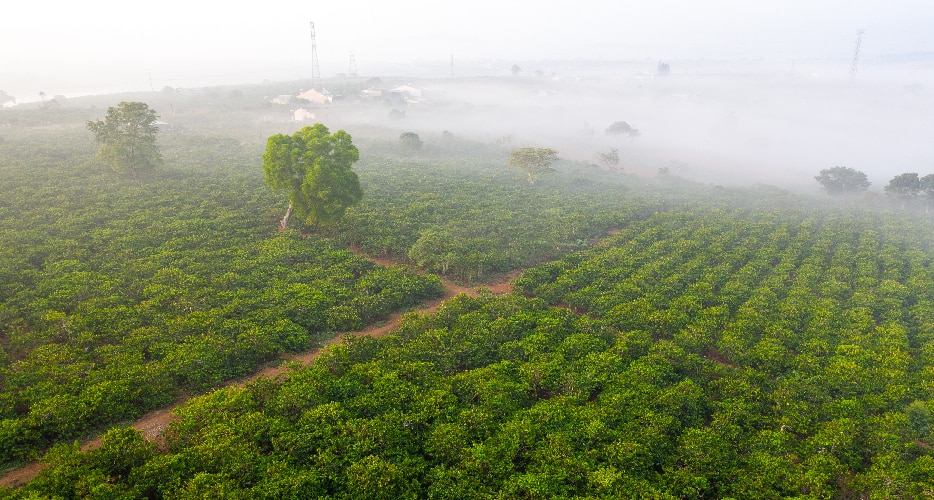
850, 29, 864, 84
349, 52, 357, 78
309, 21, 322, 90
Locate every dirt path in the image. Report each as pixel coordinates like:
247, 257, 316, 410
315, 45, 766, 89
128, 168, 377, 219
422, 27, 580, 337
0, 256, 517, 489
241, 258, 517, 382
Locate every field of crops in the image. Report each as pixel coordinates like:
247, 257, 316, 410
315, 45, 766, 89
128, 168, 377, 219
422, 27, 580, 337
12, 207, 934, 497
0, 126, 444, 465
2, 92, 933, 498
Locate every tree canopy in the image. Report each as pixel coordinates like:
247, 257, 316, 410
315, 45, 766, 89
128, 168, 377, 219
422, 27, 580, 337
814, 166, 871, 195
262, 124, 362, 230
606, 121, 640, 138
921, 174, 934, 198
596, 147, 620, 169
86, 102, 162, 175
885, 172, 920, 198
399, 131, 422, 153
507, 147, 559, 185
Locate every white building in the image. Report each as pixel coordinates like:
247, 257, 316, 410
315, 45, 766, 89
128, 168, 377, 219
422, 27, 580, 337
297, 88, 332, 105
292, 108, 316, 122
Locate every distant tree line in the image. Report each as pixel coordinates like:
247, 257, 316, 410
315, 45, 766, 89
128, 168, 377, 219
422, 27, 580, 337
815, 166, 934, 211
883, 172, 934, 211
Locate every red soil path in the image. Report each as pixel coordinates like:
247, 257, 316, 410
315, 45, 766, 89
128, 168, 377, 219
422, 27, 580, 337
0, 253, 517, 489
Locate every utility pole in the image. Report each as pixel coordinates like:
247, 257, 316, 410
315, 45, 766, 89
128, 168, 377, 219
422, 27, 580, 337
850, 29, 864, 84
309, 21, 321, 90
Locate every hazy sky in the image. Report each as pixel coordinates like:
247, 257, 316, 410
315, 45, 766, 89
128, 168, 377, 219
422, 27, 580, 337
3, 0, 933, 99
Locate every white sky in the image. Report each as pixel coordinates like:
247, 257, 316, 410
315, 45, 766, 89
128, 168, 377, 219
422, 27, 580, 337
2, 0, 933, 99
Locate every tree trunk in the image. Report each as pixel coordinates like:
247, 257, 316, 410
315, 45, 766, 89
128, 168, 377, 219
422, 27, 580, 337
278, 201, 294, 232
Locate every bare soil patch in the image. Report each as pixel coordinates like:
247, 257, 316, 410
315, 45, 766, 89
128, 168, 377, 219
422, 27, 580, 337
0, 462, 43, 489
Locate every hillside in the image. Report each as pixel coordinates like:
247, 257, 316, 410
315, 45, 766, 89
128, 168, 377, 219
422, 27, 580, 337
1, 81, 933, 498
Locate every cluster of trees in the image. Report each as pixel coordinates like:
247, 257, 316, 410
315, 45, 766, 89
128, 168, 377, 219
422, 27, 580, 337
332, 139, 709, 283
10, 204, 934, 497
814, 166, 934, 210
884, 172, 934, 209
333, 136, 807, 284
0, 126, 444, 466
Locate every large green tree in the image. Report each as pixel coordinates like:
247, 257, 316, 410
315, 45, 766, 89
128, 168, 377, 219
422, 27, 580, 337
263, 124, 362, 230
885, 172, 920, 198
399, 131, 423, 153
814, 166, 871, 195
508, 147, 559, 185
86, 102, 162, 175
885, 172, 921, 210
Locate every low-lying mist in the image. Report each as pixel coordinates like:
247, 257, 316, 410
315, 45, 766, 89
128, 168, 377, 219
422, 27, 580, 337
327, 58, 934, 193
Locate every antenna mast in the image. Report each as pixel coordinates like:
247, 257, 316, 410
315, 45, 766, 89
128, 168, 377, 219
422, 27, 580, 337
309, 21, 321, 90
850, 29, 864, 84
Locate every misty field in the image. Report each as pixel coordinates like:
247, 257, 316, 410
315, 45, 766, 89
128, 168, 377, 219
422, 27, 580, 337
2, 74, 934, 498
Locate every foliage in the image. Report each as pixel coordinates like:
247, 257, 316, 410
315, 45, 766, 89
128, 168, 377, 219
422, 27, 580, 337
0, 91, 14, 107
16, 210, 934, 498
885, 172, 921, 199
921, 174, 934, 198
0, 126, 443, 466
906, 400, 932, 438
334, 142, 686, 283
86, 102, 162, 175
514, 206, 934, 497
398, 132, 422, 153
814, 166, 871, 195
595, 147, 620, 169
262, 124, 362, 229
8, 85, 934, 498
605, 121, 640, 138
5, 295, 631, 497
330, 138, 803, 283
882, 173, 934, 213
507, 147, 559, 185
